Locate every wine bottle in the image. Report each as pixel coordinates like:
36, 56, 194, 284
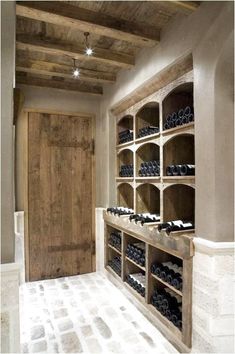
172, 165, 182, 176
166, 221, 194, 234
180, 164, 195, 176
166, 165, 174, 176
158, 220, 183, 232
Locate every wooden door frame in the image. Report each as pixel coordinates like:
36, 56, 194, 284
23, 108, 96, 281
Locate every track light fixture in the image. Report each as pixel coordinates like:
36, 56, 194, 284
72, 58, 80, 78
84, 32, 93, 56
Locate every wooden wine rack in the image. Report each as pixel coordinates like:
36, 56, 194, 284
104, 70, 195, 350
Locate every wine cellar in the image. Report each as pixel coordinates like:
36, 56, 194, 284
104, 71, 195, 350
2, 1, 233, 353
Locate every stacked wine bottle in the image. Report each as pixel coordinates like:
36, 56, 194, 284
129, 213, 160, 225
126, 242, 145, 267
151, 287, 182, 329
118, 129, 133, 144
126, 273, 146, 297
107, 207, 134, 217
166, 164, 195, 176
158, 220, 194, 234
139, 160, 160, 177
137, 126, 159, 138
151, 261, 182, 291
164, 106, 194, 130
119, 164, 133, 177
109, 232, 121, 252
108, 256, 121, 276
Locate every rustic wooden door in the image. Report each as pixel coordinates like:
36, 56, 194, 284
27, 111, 95, 281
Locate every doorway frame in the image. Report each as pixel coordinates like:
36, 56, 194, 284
22, 108, 96, 281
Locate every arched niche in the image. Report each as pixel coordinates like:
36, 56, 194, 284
136, 183, 160, 215
136, 143, 160, 176
136, 102, 159, 137
163, 134, 195, 175
163, 184, 195, 222
117, 183, 134, 209
117, 115, 133, 144
117, 149, 133, 176
162, 83, 193, 126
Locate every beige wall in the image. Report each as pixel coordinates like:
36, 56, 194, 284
15, 85, 104, 210
1, 1, 15, 263
100, 1, 234, 242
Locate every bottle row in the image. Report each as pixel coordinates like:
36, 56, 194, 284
109, 231, 121, 251
106, 208, 194, 234
118, 106, 194, 146
119, 162, 195, 177
126, 242, 145, 267
151, 287, 182, 329
164, 106, 194, 131
126, 273, 146, 297
108, 256, 121, 276
151, 261, 182, 291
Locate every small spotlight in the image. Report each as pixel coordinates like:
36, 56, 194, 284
73, 67, 80, 78
84, 32, 93, 56
85, 47, 93, 56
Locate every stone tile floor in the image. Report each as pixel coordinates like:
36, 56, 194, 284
20, 272, 179, 353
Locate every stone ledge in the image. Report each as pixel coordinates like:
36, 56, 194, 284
193, 238, 235, 255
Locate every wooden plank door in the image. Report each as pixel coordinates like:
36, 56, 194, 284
27, 111, 95, 281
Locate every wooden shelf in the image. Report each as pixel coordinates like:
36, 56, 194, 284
125, 256, 146, 271
108, 71, 194, 350
106, 265, 121, 280
124, 282, 146, 304
116, 140, 133, 150
148, 304, 182, 338
151, 273, 183, 296
162, 122, 194, 136
108, 244, 122, 255
135, 132, 160, 144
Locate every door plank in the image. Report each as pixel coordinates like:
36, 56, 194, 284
28, 112, 94, 280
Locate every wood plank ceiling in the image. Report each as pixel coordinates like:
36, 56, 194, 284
16, 1, 200, 95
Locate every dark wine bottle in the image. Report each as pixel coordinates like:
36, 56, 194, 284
180, 164, 195, 176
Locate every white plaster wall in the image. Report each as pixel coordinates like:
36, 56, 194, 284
16, 85, 107, 207
100, 1, 234, 242
1, 0, 16, 263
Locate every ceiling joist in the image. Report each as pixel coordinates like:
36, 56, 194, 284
172, 1, 200, 11
16, 74, 103, 95
16, 1, 160, 47
16, 58, 116, 84
16, 34, 134, 69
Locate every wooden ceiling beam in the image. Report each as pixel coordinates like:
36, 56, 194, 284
171, 1, 200, 11
16, 58, 116, 84
16, 74, 103, 95
16, 1, 160, 47
16, 34, 134, 69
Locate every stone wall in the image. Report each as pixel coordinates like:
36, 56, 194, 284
192, 239, 235, 353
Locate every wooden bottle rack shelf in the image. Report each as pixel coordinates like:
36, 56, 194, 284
104, 211, 194, 350
105, 71, 195, 351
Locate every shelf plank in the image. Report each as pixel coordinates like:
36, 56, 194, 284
104, 211, 194, 259
125, 256, 146, 271
135, 132, 160, 144
115, 177, 134, 182
106, 265, 122, 280
151, 273, 183, 296
162, 122, 194, 136
116, 141, 134, 149
124, 282, 146, 304
108, 244, 122, 255
148, 304, 182, 338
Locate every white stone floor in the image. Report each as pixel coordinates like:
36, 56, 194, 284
20, 272, 179, 354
